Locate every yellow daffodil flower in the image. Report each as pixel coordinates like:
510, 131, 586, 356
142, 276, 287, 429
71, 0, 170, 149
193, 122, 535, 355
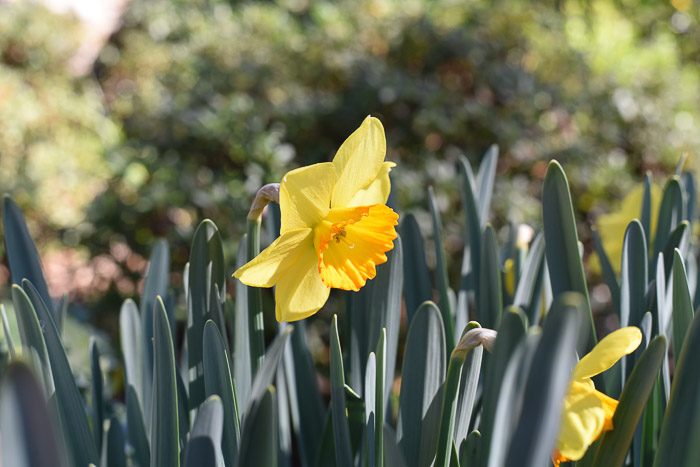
234, 117, 399, 322
592, 183, 660, 275
552, 326, 642, 465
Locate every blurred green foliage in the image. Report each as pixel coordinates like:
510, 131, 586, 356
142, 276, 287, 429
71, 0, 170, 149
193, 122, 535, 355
2, 0, 700, 310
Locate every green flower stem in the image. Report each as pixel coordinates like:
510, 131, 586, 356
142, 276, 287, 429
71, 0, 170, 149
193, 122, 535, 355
246, 218, 266, 375
434, 322, 483, 467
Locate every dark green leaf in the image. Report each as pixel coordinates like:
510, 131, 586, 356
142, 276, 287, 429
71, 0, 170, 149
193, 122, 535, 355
3, 196, 53, 318
120, 299, 144, 414
672, 249, 694, 363
245, 219, 266, 375
90, 338, 105, 454
233, 239, 252, 414
0, 362, 63, 467
11, 285, 53, 394
641, 172, 653, 255
594, 336, 666, 467
126, 385, 150, 467
330, 315, 353, 467
428, 186, 456, 349
399, 214, 432, 323
203, 320, 240, 467
653, 177, 684, 270
478, 226, 502, 329
102, 416, 127, 467
398, 302, 446, 467
284, 321, 324, 467
477, 307, 527, 467
653, 298, 700, 467
151, 297, 179, 467
236, 387, 277, 467
185, 395, 224, 467
459, 430, 480, 467
542, 160, 595, 353
504, 293, 585, 467
21, 280, 98, 466
458, 155, 482, 289
513, 233, 546, 325
187, 219, 226, 409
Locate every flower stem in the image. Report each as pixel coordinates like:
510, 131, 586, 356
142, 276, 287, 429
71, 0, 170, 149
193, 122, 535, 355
246, 217, 266, 374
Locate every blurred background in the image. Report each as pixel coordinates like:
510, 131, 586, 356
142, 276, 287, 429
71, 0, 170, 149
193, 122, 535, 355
1, 0, 699, 347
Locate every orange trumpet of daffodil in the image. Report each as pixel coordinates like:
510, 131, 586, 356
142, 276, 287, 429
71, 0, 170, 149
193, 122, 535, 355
552, 326, 642, 465
234, 117, 399, 322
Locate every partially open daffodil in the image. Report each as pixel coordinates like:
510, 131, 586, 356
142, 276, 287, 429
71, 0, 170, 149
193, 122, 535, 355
553, 326, 642, 465
234, 117, 399, 322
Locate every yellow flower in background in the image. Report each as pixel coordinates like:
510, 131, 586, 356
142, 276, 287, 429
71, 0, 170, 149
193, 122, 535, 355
552, 326, 642, 466
593, 183, 660, 275
234, 117, 398, 322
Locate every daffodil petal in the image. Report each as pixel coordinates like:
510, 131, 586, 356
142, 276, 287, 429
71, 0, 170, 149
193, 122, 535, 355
274, 240, 331, 322
280, 162, 337, 233
573, 327, 642, 381
331, 116, 387, 208
233, 228, 312, 287
347, 161, 395, 207
556, 383, 608, 462
316, 204, 398, 291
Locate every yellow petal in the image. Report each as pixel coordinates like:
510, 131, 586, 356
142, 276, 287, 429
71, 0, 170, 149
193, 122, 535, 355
331, 116, 387, 208
573, 327, 642, 381
593, 388, 618, 431
279, 162, 337, 233
233, 229, 312, 287
314, 204, 398, 291
555, 381, 608, 462
347, 162, 395, 207
274, 240, 331, 322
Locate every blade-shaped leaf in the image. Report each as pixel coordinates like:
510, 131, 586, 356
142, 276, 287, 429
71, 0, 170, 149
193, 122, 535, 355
1, 362, 63, 467
140, 239, 170, 419
234, 239, 252, 414
187, 220, 226, 409
653, 298, 700, 467
478, 226, 502, 329
478, 307, 527, 467
185, 395, 224, 467
126, 384, 150, 467
102, 416, 127, 467
593, 336, 666, 467
236, 387, 277, 467
399, 214, 432, 323
11, 285, 53, 395
151, 297, 179, 467
21, 280, 98, 465
398, 302, 446, 467
428, 186, 456, 348
513, 233, 546, 325
476, 145, 498, 226
1, 304, 16, 359
653, 177, 684, 271
91, 338, 105, 454
284, 321, 324, 467
330, 315, 353, 467
458, 156, 482, 298
672, 249, 694, 363
3, 196, 53, 317
542, 160, 595, 354
620, 220, 648, 329
120, 299, 143, 411
504, 292, 585, 467
203, 320, 240, 467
